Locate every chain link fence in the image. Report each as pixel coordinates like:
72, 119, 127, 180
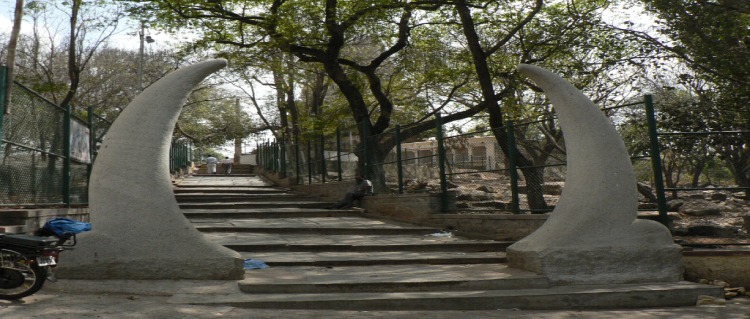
0, 78, 90, 206
256, 95, 749, 236
0, 66, 193, 207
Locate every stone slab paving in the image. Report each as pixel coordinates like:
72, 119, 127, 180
7, 282, 747, 319
200, 232, 507, 248
236, 264, 540, 293
167, 175, 724, 311
174, 187, 287, 193
175, 176, 274, 187
184, 208, 353, 214
168, 281, 727, 311
175, 193, 313, 198
239, 251, 507, 266
190, 217, 436, 229
239, 264, 530, 285
183, 208, 363, 219
179, 201, 332, 209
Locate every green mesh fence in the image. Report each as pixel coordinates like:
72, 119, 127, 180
255, 97, 748, 226
0, 81, 90, 206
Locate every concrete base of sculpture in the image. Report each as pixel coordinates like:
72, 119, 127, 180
508, 243, 683, 285
57, 59, 244, 280
56, 234, 244, 280
507, 64, 683, 285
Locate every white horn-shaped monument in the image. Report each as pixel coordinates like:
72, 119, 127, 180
57, 59, 244, 280
507, 64, 682, 284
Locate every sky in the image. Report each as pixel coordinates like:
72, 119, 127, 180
0, 1, 255, 156
0, 1, 191, 52
1, 1, 656, 156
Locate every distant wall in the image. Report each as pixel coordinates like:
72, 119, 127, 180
240, 154, 257, 165
683, 251, 750, 288
0, 208, 89, 234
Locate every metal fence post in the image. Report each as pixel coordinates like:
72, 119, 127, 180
259, 141, 264, 170
273, 139, 279, 173
396, 125, 404, 194
169, 140, 175, 172
644, 94, 670, 228
63, 104, 72, 207
506, 122, 521, 214
280, 134, 286, 178
0, 66, 6, 138
87, 106, 94, 179
361, 121, 369, 178
336, 128, 342, 181
307, 140, 313, 185
182, 141, 188, 168
436, 114, 448, 212
320, 135, 326, 183
294, 136, 301, 185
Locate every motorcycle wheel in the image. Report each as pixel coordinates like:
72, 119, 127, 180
0, 256, 47, 300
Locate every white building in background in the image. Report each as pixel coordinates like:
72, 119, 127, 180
399, 136, 501, 170
241, 135, 504, 171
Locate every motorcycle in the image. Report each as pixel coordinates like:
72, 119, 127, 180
0, 218, 90, 300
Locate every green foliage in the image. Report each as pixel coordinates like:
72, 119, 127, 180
640, 0, 750, 191
178, 86, 255, 149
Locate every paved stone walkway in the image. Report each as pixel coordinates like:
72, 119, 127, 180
1, 285, 748, 319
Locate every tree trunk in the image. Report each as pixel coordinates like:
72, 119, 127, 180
690, 159, 706, 187
4, 0, 24, 114
455, 0, 548, 213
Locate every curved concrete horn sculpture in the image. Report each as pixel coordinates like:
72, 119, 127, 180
506, 64, 682, 284
57, 59, 243, 280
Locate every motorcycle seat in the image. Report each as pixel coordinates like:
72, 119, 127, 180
0, 234, 58, 249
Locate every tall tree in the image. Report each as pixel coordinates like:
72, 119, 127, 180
637, 0, 750, 196
139, 0, 489, 191
451, 0, 648, 211
3, 0, 24, 114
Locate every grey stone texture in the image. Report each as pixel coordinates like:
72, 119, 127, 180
506, 64, 683, 284
57, 59, 243, 280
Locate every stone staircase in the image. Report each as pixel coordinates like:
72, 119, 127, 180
193, 163, 255, 175
171, 175, 723, 310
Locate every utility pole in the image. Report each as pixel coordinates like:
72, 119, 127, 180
234, 98, 242, 164
138, 22, 144, 92
137, 22, 154, 92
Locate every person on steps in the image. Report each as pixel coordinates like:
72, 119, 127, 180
328, 175, 373, 209
205, 154, 218, 174
221, 156, 233, 175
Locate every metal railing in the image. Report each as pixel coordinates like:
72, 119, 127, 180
0, 65, 194, 207
253, 94, 749, 231
0, 66, 91, 207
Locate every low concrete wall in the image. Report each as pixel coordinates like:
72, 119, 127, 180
433, 214, 548, 241
290, 179, 441, 222
0, 208, 89, 234
682, 250, 750, 288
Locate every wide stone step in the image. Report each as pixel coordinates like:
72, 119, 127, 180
174, 187, 288, 194
191, 217, 438, 235
237, 264, 541, 293
240, 251, 507, 266
179, 201, 333, 209
183, 208, 362, 219
199, 227, 438, 235
175, 193, 319, 202
196, 226, 432, 236
169, 281, 721, 310
193, 173, 256, 177
202, 233, 512, 252
174, 178, 273, 188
